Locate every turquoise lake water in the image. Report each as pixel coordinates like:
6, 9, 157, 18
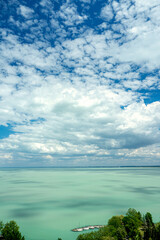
0, 167, 160, 240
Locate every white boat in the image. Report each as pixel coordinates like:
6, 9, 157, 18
83, 227, 89, 230
77, 228, 83, 232
89, 226, 94, 229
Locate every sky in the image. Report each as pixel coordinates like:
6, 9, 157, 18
0, 0, 160, 167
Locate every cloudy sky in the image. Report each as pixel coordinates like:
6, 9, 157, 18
0, 0, 160, 167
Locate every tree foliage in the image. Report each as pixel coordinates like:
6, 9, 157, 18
122, 208, 143, 240
0, 221, 4, 232
77, 209, 160, 240
1, 220, 25, 240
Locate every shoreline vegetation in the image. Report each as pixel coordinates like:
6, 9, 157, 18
75, 208, 160, 240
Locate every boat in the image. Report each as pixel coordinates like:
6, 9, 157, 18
71, 225, 104, 232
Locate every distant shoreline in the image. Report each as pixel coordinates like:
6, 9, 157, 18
0, 165, 160, 168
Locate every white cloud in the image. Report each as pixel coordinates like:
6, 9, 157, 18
113, 29, 160, 69
0, 153, 13, 159
101, 4, 114, 21
0, 73, 160, 166
134, 0, 160, 12
58, 3, 87, 26
18, 5, 34, 18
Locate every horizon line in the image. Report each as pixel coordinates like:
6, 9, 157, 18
0, 165, 160, 168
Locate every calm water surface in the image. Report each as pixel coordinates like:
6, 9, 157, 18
0, 167, 160, 240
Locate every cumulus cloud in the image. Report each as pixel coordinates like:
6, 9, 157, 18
0, 0, 160, 166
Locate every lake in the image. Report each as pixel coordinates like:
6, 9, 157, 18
0, 167, 160, 240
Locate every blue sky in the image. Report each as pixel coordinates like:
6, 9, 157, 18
0, 0, 160, 167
